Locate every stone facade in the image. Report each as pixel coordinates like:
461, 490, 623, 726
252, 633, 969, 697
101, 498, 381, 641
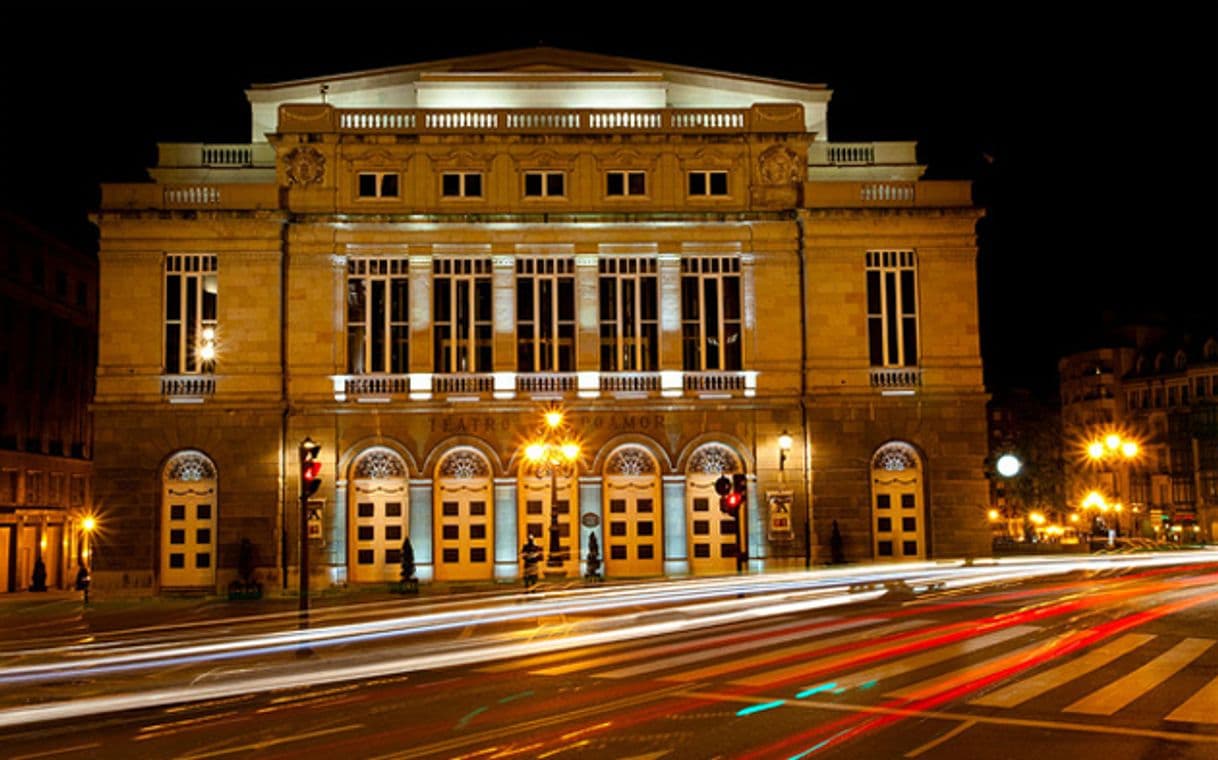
93, 49, 989, 593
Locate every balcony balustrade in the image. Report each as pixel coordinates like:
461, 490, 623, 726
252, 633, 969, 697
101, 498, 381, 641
331, 371, 758, 401
279, 103, 804, 136
870, 368, 922, 389
162, 375, 215, 400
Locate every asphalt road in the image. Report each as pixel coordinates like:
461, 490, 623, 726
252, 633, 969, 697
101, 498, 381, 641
2, 555, 1217, 759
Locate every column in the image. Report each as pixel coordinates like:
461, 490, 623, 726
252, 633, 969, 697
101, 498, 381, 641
492, 256, 515, 372
329, 479, 348, 584
658, 253, 682, 370
409, 255, 432, 373
579, 476, 602, 567
409, 480, 433, 582
494, 478, 518, 580
575, 255, 599, 372
662, 475, 688, 576
748, 476, 765, 572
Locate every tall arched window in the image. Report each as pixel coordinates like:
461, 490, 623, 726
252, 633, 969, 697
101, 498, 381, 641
161, 451, 217, 588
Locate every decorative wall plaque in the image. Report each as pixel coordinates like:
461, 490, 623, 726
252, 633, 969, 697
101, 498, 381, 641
284, 146, 326, 186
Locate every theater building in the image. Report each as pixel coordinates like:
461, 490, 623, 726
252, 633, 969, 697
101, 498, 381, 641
91, 48, 989, 593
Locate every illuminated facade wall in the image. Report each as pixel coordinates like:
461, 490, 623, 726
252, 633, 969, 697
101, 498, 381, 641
93, 49, 989, 593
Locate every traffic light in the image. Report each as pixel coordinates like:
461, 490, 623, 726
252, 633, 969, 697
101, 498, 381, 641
732, 473, 747, 503
300, 437, 322, 499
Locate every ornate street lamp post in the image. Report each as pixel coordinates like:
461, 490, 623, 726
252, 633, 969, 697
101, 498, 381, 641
1083, 432, 1141, 542
523, 408, 580, 577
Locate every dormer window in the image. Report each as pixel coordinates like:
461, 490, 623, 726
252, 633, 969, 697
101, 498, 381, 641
357, 172, 399, 199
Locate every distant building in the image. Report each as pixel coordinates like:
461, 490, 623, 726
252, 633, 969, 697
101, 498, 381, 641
92, 48, 990, 594
1060, 331, 1218, 542
0, 212, 97, 592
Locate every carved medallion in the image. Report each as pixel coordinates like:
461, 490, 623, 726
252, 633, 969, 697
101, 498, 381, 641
758, 145, 802, 185
284, 146, 325, 186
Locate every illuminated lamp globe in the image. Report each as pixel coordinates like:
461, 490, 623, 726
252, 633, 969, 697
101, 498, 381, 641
1105, 434, 1121, 451
1120, 441, 1139, 459
82, 516, 97, 533
1087, 441, 1105, 460
524, 443, 546, 463
996, 454, 1022, 478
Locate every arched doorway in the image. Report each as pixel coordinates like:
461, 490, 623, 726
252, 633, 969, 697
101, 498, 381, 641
871, 442, 926, 560
348, 448, 410, 583
685, 444, 743, 575
602, 445, 662, 577
161, 451, 217, 589
433, 448, 494, 581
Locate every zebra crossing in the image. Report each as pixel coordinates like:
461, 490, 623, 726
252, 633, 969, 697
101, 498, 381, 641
477, 613, 1218, 727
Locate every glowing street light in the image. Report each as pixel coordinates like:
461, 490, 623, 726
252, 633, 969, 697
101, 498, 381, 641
523, 407, 582, 576
996, 453, 1022, 478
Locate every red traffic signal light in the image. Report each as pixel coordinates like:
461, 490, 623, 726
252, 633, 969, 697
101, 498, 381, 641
720, 490, 743, 516
300, 437, 323, 499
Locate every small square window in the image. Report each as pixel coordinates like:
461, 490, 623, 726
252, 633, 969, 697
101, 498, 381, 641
470, 524, 486, 540
170, 529, 185, 545
195, 552, 210, 569
902, 517, 917, 532
469, 501, 487, 516
693, 543, 711, 558
196, 528, 211, 545
693, 520, 710, 536
197, 504, 212, 520
638, 545, 654, 560
637, 499, 654, 513
442, 172, 482, 198
527, 500, 544, 515
877, 517, 892, 532
720, 520, 737, 535
442, 525, 459, 540
170, 504, 186, 520
442, 502, 459, 517
358, 526, 375, 541
169, 553, 185, 568
386, 525, 402, 541
385, 549, 402, 564
693, 498, 709, 512
638, 521, 654, 537
610, 522, 627, 537
903, 540, 919, 556
523, 171, 565, 198
358, 172, 399, 199
878, 540, 894, 557
876, 494, 891, 509
358, 549, 375, 565
442, 548, 460, 563
609, 499, 626, 514
688, 170, 729, 197
470, 547, 487, 563
901, 493, 916, 509
553, 500, 570, 515
607, 171, 646, 197
721, 542, 738, 557
385, 502, 402, 517
610, 545, 628, 560
358, 503, 375, 518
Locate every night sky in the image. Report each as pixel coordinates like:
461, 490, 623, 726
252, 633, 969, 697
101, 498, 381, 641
2, 8, 1214, 398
